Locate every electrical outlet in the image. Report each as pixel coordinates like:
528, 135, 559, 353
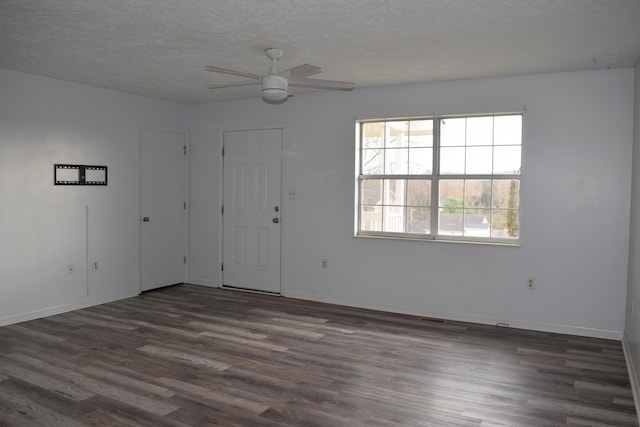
67, 265, 74, 274
527, 277, 535, 289
287, 187, 297, 200
92, 261, 98, 271
321, 258, 328, 270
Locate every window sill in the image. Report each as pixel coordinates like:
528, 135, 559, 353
354, 233, 520, 247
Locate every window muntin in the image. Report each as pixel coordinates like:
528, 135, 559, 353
357, 113, 522, 243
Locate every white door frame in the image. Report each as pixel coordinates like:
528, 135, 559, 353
139, 127, 190, 292
219, 124, 285, 294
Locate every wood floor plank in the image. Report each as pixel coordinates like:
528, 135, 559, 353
137, 344, 232, 371
156, 377, 271, 414
5, 351, 179, 416
526, 397, 638, 425
0, 284, 637, 426
199, 330, 289, 352
0, 386, 89, 427
79, 365, 176, 399
188, 320, 270, 340
0, 360, 94, 401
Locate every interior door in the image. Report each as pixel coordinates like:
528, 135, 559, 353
140, 128, 187, 292
223, 128, 282, 293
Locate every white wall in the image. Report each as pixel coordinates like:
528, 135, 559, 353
0, 69, 190, 324
190, 68, 635, 339
625, 64, 640, 408
0, 67, 634, 340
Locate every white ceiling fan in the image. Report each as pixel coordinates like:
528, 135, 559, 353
205, 48, 355, 102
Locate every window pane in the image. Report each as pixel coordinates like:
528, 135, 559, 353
385, 121, 409, 148
439, 180, 464, 210
362, 149, 383, 175
439, 179, 464, 237
466, 117, 493, 146
491, 209, 519, 239
383, 206, 405, 232
407, 179, 431, 206
362, 122, 384, 146
465, 146, 492, 174
384, 148, 408, 174
440, 147, 465, 174
441, 118, 466, 147
361, 205, 382, 232
408, 120, 433, 147
407, 207, 430, 234
493, 146, 521, 174
408, 147, 432, 174
494, 115, 522, 145
492, 180, 520, 209
383, 179, 405, 205
464, 179, 492, 209
361, 179, 382, 205
439, 211, 463, 236
464, 209, 491, 237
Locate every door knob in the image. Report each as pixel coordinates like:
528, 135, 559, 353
143, 217, 150, 222
272, 217, 279, 224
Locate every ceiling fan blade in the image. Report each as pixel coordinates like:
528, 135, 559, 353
289, 77, 355, 91
208, 82, 259, 90
279, 64, 322, 79
204, 66, 261, 80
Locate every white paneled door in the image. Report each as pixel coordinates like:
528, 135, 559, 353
223, 128, 282, 293
140, 128, 187, 292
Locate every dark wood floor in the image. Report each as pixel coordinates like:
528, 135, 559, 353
0, 284, 637, 426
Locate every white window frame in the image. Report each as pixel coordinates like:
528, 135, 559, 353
355, 112, 522, 245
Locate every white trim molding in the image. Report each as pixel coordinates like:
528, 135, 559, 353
283, 290, 624, 341
0, 292, 139, 328
622, 335, 640, 418
187, 279, 220, 288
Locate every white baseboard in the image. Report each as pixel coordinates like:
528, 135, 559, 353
622, 335, 640, 417
2, 285, 623, 341
187, 278, 220, 288
282, 290, 623, 341
0, 292, 140, 327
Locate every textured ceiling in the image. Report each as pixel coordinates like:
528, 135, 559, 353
1, 0, 639, 104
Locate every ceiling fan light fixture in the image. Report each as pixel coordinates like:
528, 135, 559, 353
261, 75, 288, 101
205, 47, 354, 103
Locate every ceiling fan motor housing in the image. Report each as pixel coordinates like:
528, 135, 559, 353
262, 75, 288, 101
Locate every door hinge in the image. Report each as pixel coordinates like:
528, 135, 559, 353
184, 146, 187, 155
184, 256, 187, 264
184, 201, 187, 210
221, 205, 224, 214
221, 263, 223, 271
221, 147, 224, 156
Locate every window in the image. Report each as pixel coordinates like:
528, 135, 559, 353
356, 113, 522, 244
